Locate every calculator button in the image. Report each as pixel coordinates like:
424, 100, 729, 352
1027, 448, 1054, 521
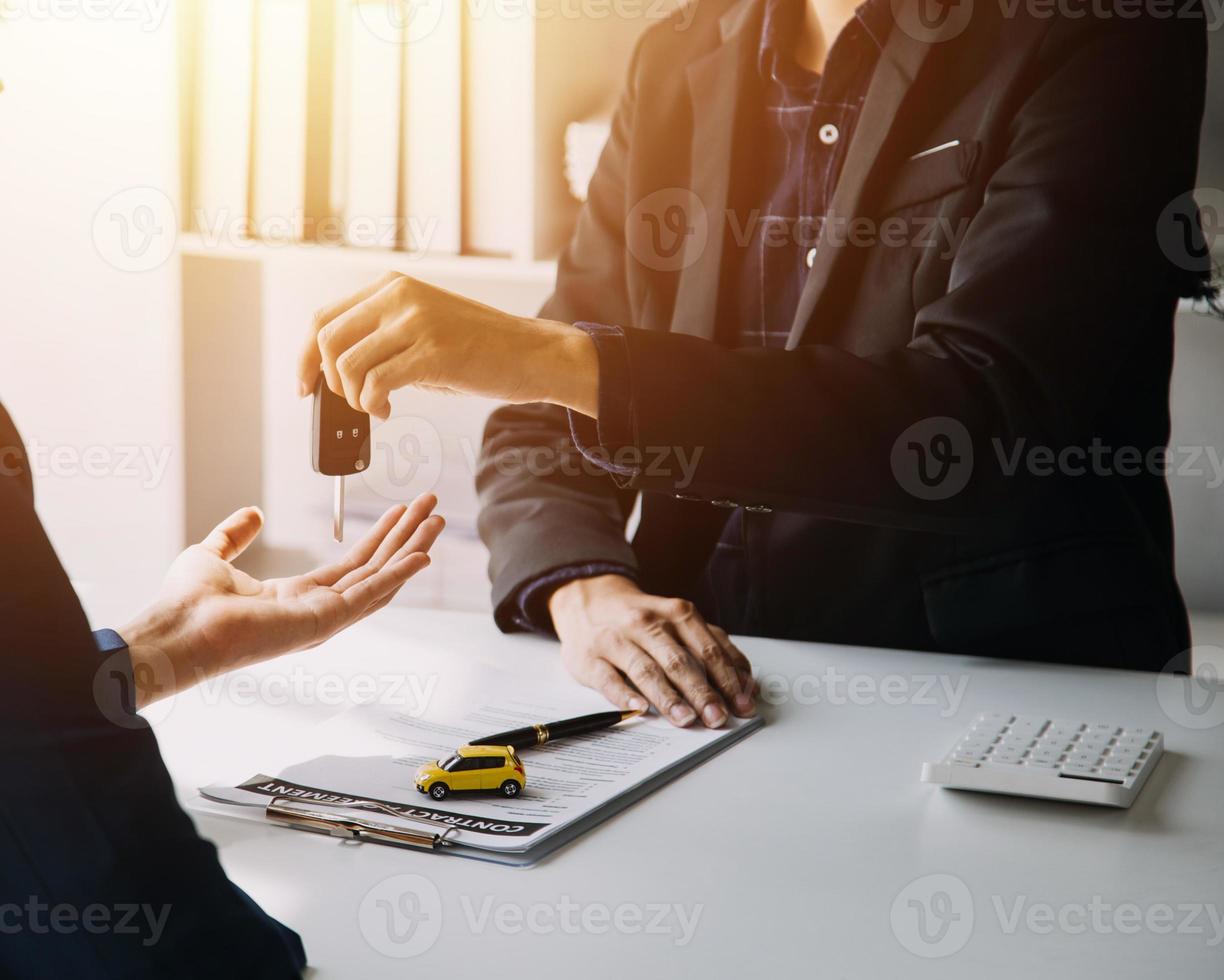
1114, 735, 1150, 749
1061, 763, 1100, 776
1068, 751, 1102, 766
1088, 724, 1121, 736
1100, 765, 1131, 779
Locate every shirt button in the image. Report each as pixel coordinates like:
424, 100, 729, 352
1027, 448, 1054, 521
819, 123, 840, 146
806, 247, 817, 268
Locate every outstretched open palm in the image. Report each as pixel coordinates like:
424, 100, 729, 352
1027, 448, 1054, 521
124, 493, 444, 704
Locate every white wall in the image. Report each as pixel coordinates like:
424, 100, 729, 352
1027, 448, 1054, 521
0, 9, 182, 626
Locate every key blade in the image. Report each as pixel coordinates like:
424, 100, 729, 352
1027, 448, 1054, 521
333, 475, 345, 542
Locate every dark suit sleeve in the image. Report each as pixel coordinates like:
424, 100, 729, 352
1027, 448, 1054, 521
0, 405, 306, 979
476, 39, 648, 629
558, 13, 1207, 532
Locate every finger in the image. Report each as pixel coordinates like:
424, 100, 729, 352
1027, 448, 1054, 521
357, 348, 422, 420
298, 272, 400, 396
333, 495, 437, 592
709, 624, 753, 674
346, 515, 444, 597
394, 513, 445, 562
571, 656, 648, 714
344, 551, 432, 613
315, 301, 383, 402
604, 639, 696, 728
638, 627, 728, 728
333, 318, 414, 418
200, 506, 264, 562
671, 616, 754, 716
309, 503, 410, 586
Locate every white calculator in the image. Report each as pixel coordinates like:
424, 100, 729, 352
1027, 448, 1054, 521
921, 713, 1164, 808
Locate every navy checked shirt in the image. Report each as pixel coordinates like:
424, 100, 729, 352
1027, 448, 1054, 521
731, 0, 889, 348
511, 0, 889, 632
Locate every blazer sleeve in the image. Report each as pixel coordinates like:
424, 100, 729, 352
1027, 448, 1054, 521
476, 38, 649, 627
561, 12, 1209, 533
0, 406, 307, 979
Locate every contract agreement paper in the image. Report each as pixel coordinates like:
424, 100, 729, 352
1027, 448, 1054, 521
193, 643, 762, 866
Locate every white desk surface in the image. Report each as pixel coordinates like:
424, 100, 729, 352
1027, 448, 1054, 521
153, 608, 1224, 978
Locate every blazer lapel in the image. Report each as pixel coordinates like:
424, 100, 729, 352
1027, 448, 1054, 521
670, 0, 762, 340
786, 9, 936, 349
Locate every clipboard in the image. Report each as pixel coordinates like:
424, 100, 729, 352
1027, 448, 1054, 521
199, 786, 457, 852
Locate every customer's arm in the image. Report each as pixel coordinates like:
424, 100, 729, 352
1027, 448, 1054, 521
0, 405, 442, 978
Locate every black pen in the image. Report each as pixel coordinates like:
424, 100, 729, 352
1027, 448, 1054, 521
469, 710, 643, 750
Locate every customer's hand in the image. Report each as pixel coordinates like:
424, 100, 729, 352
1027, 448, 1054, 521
296, 272, 599, 419
548, 574, 756, 728
119, 493, 445, 708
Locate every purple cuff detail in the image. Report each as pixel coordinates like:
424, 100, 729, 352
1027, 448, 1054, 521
510, 562, 638, 635
567, 322, 639, 479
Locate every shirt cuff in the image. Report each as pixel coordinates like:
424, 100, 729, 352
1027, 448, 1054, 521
567, 322, 640, 482
507, 562, 637, 636
93, 628, 129, 657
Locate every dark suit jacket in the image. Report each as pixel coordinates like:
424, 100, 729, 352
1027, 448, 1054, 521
478, 0, 1210, 671
0, 402, 306, 979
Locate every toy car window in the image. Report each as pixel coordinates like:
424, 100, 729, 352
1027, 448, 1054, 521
439, 754, 462, 771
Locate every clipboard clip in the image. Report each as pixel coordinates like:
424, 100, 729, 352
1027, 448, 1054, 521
266, 796, 457, 851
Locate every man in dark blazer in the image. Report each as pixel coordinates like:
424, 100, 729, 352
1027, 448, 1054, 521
302, 0, 1216, 729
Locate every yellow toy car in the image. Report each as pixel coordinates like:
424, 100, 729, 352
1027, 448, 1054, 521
415, 744, 526, 801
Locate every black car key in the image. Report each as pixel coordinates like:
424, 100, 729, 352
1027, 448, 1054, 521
312, 376, 371, 542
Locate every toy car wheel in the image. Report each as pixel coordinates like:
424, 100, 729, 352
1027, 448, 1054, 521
429, 783, 449, 801
500, 780, 521, 798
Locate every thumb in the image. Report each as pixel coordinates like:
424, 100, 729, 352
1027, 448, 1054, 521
200, 506, 264, 562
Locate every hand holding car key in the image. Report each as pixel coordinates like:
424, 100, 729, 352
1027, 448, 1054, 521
312, 376, 371, 542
